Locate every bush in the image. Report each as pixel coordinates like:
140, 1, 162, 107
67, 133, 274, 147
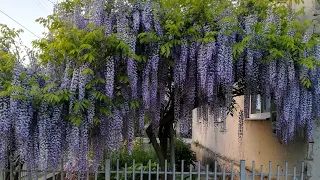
110, 139, 158, 168
98, 139, 158, 180
169, 138, 197, 172
97, 138, 196, 180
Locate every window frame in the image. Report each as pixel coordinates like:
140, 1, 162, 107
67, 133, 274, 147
246, 94, 271, 120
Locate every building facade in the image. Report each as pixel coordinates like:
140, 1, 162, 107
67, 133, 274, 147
191, 2, 320, 179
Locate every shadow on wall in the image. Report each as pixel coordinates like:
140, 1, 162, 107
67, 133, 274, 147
192, 141, 244, 179
191, 141, 306, 180
192, 96, 308, 177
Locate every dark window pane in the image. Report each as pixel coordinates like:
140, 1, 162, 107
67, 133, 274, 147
251, 94, 270, 114
251, 95, 261, 114
261, 94, 271, 113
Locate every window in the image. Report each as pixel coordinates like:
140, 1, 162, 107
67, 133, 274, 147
248, 94, 271, 120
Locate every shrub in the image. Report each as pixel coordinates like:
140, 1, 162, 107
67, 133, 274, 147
169, 138, 197, 172
98, 139, 158, 180
110, 139, 158, 168
98, 138, 196, 180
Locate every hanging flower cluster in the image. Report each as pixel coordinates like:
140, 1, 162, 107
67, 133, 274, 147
0, 0, 320, 176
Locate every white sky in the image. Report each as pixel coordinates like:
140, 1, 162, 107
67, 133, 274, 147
0, 0, 60, 49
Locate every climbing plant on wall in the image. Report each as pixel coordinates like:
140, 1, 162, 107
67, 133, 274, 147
0, 0, 320, 176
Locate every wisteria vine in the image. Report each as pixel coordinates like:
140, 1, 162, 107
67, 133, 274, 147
0, 0, 320, 176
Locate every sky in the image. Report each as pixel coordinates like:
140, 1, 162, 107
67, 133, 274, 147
0, 0, 60, 50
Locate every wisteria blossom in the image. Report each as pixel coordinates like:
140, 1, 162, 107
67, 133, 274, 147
1, 0, 320, 174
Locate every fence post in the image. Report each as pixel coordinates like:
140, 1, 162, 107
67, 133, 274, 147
105, 159, 110, 180
240, 160, 246, 180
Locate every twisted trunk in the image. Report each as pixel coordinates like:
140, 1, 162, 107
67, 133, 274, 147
146, 105, 175, 168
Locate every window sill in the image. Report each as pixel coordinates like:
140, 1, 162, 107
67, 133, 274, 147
246, 112, 270, 120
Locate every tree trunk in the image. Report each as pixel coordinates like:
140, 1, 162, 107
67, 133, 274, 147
160, 134, 168, 161
146, 115, 176, 172
5, 163, 20, 180
147, 121, 176, 180
146, 124, 165, 170
166, 123, 175, 180
13, 164, 23, 180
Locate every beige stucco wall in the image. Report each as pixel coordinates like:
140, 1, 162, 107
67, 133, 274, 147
192, 96, 308, 175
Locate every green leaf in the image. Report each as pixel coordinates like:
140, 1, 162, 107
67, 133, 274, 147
70, 49, 77, 55
69, 115, 82, 126
302, 77, 311, 88
82, 68, 94, 75
92, 90, 107, 102
43, 82, 56, 93
11, 94, 28, 101
19, 72, 27, 81
99, 107, 111, 116
88, 54, 95, 62
83, 53, 89, 60
80, 44, 92, 51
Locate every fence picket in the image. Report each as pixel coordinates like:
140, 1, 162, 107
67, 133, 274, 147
231, 161, 234, 180
156, 164, 159, 180
148, 160, 151, 180
293, 166, 297, 180
132, 160, 135, 180
285, 161, 288, 180
240, 160, 246, 180
44, 169, 47, 180
197, 161, 201, 180
17, 163, 21, 180
300, 161, 305, 180
252, 161, 255, 180
37, 168, 39, 180
214, 161, 217, 180
222, 164, 226, 180
181, 160, 184, 180
116, 160, 119, 180
165, 159, 168, 180
205, 164, 209, 180
260, 165, 263, 180
124, 163, 127, 180
140, 163, 143, 180
172, 163, 175, 180
86, 169, 89, 180
268, 161, 272, 180
105, 159, 110, 180
276, 165, 280, 180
